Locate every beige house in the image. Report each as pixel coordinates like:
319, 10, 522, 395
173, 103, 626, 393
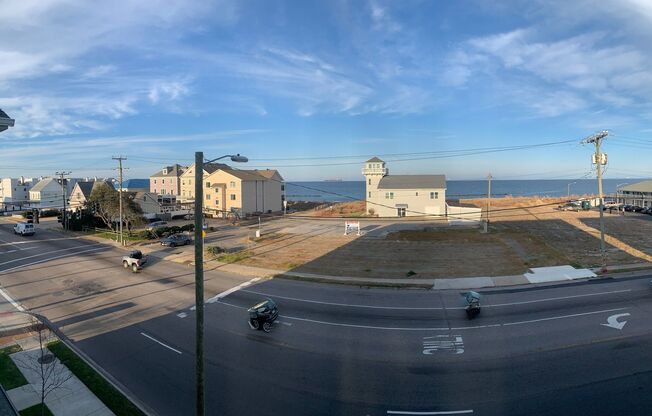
68, 181, 112, 210
179, 162, 230, 202
363, 157, 446, 217
202, 169, 284, 217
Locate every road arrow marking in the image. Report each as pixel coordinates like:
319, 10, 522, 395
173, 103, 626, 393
601, 313, 630, 330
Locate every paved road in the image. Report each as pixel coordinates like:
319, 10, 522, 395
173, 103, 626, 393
1, 222, 652, 415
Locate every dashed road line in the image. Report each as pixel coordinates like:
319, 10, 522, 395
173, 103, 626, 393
387, 410, 474, 415
140, 332, 182, 354
0, 286, 25, 312
188, 277, 262, 312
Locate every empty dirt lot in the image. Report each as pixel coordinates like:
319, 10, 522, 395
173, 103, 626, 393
212, 198, 652, 279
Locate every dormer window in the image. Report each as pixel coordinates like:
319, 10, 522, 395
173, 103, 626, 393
162, 168, 168, 175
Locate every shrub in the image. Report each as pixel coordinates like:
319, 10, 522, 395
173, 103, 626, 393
368, 208, 375, 216
40, 209, 61, 217
207, 246, 226, 256
180, 224, 195, 232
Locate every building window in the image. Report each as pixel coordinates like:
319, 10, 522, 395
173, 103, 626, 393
153, 189, 157, 193
230, 181, 236, 188
368, 191, 371, 198
385, 192, 394, 199
182, 180, 185, 185
281, 185, 285, 191
230, 194, 236, 200
416, 192, 419, 196
430, 192, 438, 199
189, 179, 192, 185
154, 179, 157, 184
368, 179, 371, 185
206, 194, 210, 200
162, 179, 165, 184
206, 181, 210, 188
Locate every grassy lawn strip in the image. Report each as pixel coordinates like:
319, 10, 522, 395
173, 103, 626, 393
216, 250, 252, 263
20, 403, 54, 416
47, 341, 145, 416
0, 345, 28, 390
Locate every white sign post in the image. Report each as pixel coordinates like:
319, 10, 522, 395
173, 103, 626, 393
344, 221, 360, 236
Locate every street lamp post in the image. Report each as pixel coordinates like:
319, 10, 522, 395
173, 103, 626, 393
194, 152, 247, 416
616, 183, 628, 205
567, 181, 577, 198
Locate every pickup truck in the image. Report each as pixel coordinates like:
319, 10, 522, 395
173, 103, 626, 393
122, 250, 147, 272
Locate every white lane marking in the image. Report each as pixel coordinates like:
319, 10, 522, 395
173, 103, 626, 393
0, 243, 104, 268
0, 237, 22, 250
140, 332, 182, 354
190, 277, 262, 311
177, 312, 188, 318
423, 335, 464, 355
387, 410, 473, 415
488, 289, 633, 307
209, 299, 628, 332
239, 288, 633, 311
0, 286, 25, 311
0, 246, 107, 274
501, 307, 628, 327
601, 313, 630, 330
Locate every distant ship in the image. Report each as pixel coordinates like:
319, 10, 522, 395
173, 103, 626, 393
323, 179, 343, 182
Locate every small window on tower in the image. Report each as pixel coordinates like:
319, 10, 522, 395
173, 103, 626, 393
368, 179, 371, 185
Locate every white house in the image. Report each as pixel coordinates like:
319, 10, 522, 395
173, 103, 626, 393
363, 157, 447, 217
29, 177, 79, 209
0, 177, 34, 212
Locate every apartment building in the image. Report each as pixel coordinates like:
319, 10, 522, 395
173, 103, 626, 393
150, 164, 187, 196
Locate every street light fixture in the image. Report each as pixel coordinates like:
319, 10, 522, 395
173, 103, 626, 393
194, 152, 247, 416
0, 108, 15, 133
567, 181, 577, 198
615, 182, 628, 205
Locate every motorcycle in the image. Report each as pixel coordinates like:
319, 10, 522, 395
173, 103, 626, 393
463, 291, 481, 320
247, 298, 279, 333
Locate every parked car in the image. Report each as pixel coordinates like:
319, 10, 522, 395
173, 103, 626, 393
13, 222, 35, 236
122, 250, 147, 272
559, 202, 581, 211
632, 206, 644, 213
160, 233, 193, 247
147, 221, 168, 231
623, 204, 633, 212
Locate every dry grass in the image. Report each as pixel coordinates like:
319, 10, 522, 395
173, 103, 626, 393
234, 196, 652, 278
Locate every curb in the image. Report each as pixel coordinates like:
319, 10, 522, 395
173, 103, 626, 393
276, 272, 434, 289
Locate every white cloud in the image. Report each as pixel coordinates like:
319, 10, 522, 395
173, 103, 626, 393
148, 80, 191, 104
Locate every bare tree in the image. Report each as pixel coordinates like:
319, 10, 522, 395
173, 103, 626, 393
17, 320, 73, 416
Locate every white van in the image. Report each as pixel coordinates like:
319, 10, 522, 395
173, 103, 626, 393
14, 222, 35, 236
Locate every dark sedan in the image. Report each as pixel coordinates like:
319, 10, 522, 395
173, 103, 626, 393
160, 234, 193, 247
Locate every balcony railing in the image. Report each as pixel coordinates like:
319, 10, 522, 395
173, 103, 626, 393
362, 167, 387, 175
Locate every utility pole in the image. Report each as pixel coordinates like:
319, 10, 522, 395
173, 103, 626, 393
55, 171, 71, 230
194, 152, 205, 416
486, 173, 492, 232
112, 156, 127, 245
582, 130, 609, 271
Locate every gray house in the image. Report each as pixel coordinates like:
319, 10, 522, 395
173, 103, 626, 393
363, 157, 447, 217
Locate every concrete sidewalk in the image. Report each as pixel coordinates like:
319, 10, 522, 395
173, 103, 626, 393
8, 341, 114, 416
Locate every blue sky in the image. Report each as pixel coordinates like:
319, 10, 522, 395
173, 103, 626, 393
2, 0, 652, 181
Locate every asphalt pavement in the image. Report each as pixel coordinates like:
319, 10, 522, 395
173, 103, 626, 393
1, 221, 652, 415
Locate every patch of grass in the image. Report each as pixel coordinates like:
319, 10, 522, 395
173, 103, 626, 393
0, 344, 28, 390
93, 231, 148, 243
20, 403, 54, 416
206, 245, 226, 256
47, 341, 145, 416
216, 251, 252, 263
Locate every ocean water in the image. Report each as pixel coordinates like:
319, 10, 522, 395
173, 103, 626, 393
285, 179, 633, 202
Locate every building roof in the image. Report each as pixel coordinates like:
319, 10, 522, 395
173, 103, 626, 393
76, 181, 95, 198
0, 108, 14, 132
377, 175, 446, 190
620, 180, 652, 193
365, 157, 384, 163
253, 169, 284, 181
151, 164, 187, 177
30, 178, 58, 193
180, 162, 231, 176
118, 179, 150, 189
221, 169, 270, 181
